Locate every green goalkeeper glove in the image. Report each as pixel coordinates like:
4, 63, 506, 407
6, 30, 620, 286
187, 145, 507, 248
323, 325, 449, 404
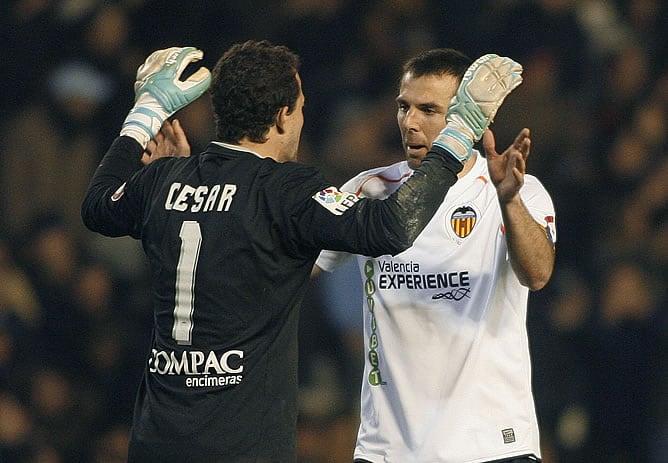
121, 47, 212, 148
433, 54, 523, 163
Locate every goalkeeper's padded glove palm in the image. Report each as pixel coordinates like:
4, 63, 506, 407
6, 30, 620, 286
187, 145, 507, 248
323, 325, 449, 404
433, 54, 523, 163
121, 47, 212, 148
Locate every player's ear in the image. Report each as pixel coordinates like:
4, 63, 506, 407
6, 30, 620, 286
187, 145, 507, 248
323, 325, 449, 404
275, 106, 289, 134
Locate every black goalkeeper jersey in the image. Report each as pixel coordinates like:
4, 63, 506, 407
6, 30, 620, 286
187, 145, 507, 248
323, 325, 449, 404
81, 136, 461, 462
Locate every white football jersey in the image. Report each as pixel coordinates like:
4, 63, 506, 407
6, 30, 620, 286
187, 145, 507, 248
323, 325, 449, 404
316, 152, 556, 463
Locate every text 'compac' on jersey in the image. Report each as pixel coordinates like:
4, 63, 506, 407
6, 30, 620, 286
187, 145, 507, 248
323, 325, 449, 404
149, 348, 244, 375
165, 182, 237, 212
149, 348, 244, 389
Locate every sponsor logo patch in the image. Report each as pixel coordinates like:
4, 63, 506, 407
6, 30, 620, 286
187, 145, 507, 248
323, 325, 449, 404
312, 187, 360, 215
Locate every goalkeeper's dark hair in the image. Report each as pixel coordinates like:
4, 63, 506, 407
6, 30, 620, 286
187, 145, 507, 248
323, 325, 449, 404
210, 40, 301, 144
401, 48, 472, 83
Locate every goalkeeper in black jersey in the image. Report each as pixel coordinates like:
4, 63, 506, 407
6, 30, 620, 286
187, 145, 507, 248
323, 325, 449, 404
82, 41, 521, 462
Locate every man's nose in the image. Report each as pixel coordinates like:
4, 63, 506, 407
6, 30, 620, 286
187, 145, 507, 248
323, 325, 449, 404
401, 108, 420, 129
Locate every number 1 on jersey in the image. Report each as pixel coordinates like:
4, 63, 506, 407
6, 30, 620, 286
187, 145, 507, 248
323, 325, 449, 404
173, 220, 202, 345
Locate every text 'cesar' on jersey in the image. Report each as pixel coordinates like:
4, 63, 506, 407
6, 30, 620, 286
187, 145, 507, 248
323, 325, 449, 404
164, 181, 237, 212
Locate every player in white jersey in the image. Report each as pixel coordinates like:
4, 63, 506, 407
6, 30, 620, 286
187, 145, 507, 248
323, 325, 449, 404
316, 49, 556, 463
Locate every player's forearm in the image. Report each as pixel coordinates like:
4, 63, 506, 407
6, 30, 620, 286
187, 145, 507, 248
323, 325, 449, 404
81, 136, 143, 235
348, 146, 461, 257
501, 196, 554, 291
382, 146, 462, 251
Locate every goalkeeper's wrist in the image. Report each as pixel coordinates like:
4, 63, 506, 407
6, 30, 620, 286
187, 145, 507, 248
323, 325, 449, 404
432, 126, 473, 163
120, 94, 171, 148
120, 123, 152, 149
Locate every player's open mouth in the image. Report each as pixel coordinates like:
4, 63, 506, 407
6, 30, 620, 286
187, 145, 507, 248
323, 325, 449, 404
406, 144, 427, 155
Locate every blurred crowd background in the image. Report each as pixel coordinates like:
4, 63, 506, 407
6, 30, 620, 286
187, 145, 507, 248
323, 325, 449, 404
0, 0, 666, 462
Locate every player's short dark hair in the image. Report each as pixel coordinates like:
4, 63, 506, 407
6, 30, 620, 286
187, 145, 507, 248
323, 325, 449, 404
210, 40, 301, 144
401, 48, 472, 84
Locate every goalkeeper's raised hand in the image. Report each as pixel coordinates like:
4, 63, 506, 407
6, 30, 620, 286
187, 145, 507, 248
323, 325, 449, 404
433, 54, 523, 163
121, 47, 211, 148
